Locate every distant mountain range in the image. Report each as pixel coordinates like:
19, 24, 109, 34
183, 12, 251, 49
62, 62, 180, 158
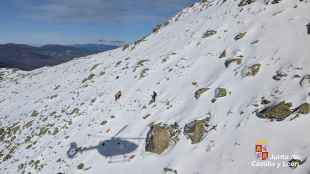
0, 43, 120, 71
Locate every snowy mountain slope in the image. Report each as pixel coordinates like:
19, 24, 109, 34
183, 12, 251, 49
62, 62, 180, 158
1, 0, 310, 173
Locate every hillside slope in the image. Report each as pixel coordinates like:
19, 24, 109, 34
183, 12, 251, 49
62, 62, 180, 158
1, 0, 310, 174
0, 43, 118, 71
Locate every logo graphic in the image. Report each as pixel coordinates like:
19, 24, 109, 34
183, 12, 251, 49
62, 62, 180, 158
255, 139, 268, 160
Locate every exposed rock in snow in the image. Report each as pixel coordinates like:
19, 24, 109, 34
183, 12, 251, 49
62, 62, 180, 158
295, 103, 310, 114
241, 64, 261, 77
300, 75, 310, 87
1, 0, 310, 173
224, 58, 242, 68
145, 123, 180, 154
215, 88, 228, 98
257, 101, 293, 121
183, 118, 209, 144
194, 88, 209, 99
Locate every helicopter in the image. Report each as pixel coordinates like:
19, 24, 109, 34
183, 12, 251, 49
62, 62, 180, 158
67, 125, 146, 163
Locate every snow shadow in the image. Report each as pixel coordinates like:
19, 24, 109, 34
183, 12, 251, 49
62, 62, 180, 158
97, 138, 138, 157
67, 138, 138, 158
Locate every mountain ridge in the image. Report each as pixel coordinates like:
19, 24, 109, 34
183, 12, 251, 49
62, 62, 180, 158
0, 0, 310, 174
0, 43, 120, 71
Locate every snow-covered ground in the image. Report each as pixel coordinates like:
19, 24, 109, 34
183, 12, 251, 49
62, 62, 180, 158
1, 0, 310, 173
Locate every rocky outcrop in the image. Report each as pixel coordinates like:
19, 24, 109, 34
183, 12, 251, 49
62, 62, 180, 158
219, 50, 226, 59
241, 64, 261, 77
300, 75, 310, 87
215, 88, 227, 98
114, 91, 122, 101
184, 119, 209, 144
202, 30, 217, 38
225, 58, 242, 68
295, 103, 310, 114
234, 32, 247, 40
145, 123, 180, 154
257, 101, 292, 121
238, 0, 256, 7
194, 88, 209, 99
272, 70, 288, 81
163, 167, 178, 174
270, 0, 282, 4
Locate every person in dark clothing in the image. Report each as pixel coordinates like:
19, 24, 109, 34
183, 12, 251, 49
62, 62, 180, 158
149, 91, 157, 104
307, 23, 310, 35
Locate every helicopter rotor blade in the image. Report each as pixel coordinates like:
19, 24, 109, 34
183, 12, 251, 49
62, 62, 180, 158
112, 125, 129, 138
116, 137, 146, 140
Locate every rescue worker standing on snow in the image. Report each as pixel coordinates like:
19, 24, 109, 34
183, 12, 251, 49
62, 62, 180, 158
149, 91, 157, 104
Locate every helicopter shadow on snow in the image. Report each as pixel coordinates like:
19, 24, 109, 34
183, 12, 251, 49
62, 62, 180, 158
97, 138, 138, 157
67, 125, 144, 160
67, 138, 139, 159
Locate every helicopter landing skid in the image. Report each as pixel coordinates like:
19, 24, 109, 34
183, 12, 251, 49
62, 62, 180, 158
107, 154, 136, 164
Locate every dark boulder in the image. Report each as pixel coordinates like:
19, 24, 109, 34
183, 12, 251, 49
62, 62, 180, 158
257, 101, 292, 121
145, 123, 180, 154
184, 119, 209, 144
238, 0, 256, 7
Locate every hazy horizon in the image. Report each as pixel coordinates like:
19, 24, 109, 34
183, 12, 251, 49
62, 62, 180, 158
0, 0, 197, 45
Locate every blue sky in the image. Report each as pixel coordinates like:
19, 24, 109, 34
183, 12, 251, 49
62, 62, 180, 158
0, 0, 197, 45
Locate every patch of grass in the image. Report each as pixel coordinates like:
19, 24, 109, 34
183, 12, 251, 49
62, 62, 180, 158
90, 64, 100, 71
29, 160, 44, 171
2, 154, 12, 161
242, 64, 261, 77
153, 24, 162, 33
134, 36, 147, 46
0, 72, 4, 81
133, 59, 149, 72
234, 32, 247, 40
31, 110, 39, 117
68, 108, 80, 115
194, 88, 209, 99
82, 73, 95, 84
51, 127, 59, 135
77, 163, 85, 170
122, 44, 130, 51
23, 120, 33, 129
38, 127, 49, 137
225, 58, 242, 68
0, 122, 21, 142
136, 59, 149, 67
192, 81, 198, 86
202, 30, 217, 38
215, 88, 227, 98
139, 68, 150, 79
115, 61, 122, 67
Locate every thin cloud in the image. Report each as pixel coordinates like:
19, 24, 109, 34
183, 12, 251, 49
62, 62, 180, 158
13, 0, 197, 24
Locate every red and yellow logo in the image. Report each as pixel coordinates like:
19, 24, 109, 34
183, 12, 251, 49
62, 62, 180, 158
255, 139, 268, 160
